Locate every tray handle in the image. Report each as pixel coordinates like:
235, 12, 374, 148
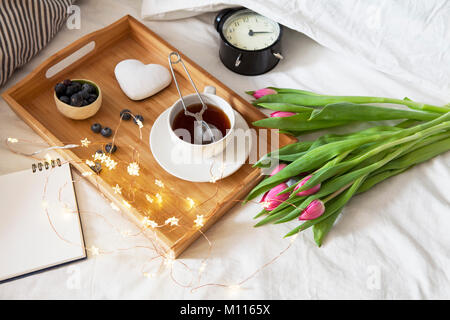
31, 15, 131, 82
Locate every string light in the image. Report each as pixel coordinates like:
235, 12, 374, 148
127, 162, 140, 176
122, 200, 131, 209
145, 194, 154, 203
113, 184, 122, 194
80, 138, 91, 147
194, 215, 205, 228
135, 119, 144, 129
82, 171, 93, 177
155, 193, 163, 205
155, 179, 164, 188
186, 197, 195, 209
142, 217, 157, 228
110, 202, 120, 211
4, 112, 297, 294
165, 217, 179, 226
89, 245, 100, 256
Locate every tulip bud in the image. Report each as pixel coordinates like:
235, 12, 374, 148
252, 88, 277, 99
294, 175, 321, 196
260, 183, 289, 211
270, 163, 287, 176
270, 111, 297, 118
299, 200, 325, 220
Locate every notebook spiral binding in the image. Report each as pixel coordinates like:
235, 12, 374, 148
32, 158, 62, 173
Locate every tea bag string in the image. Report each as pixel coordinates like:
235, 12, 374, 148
168, 52, 216, 142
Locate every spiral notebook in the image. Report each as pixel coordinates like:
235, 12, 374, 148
0, 160, 86, 283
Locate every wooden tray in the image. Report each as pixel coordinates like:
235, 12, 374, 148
2, 15, 296, 257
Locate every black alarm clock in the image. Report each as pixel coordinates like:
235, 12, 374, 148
214, 8, 283, 76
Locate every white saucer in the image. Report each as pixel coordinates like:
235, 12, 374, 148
149, 109, 252, 182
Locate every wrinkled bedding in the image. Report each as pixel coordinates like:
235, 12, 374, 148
0, 0, 449, 299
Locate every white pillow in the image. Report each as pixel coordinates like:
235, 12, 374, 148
141, 0, 450, 94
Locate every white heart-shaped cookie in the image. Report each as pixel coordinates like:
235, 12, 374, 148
114, 59, 171, 100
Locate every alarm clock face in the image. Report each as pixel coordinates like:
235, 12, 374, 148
222, 9, 280, 51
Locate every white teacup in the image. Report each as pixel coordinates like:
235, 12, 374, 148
167, 86, 235, 159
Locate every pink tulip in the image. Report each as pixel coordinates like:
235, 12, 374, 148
294, 175, 321, 196
299, 200, 325, 220
270, 111, 296, 118
260, 183, 289, 211
270, 163, 287, 176
252, 88, 277, 99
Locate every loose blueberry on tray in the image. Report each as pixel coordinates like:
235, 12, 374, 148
134, 114, 144, 124
105, 143, 117, 154
120, 109, 132, 121
90, 162, 102, 174
96, 149, 104, 155
101, 127, 113, 137
91, 123, 102, 133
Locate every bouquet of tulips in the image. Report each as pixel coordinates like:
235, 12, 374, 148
245, 88, 450, 246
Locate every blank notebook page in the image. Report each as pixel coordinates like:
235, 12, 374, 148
0, 163, 85, 282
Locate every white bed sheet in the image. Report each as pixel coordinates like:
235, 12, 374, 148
0, 0, 449, 299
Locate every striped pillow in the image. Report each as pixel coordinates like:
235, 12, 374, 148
0, 0, 75, 87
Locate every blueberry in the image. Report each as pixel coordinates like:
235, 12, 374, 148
91, 123, 102, 133
59, 95, 70, 104
63, 79, 72, 86
66, 84, 79, 96
82, 83, 96, 94
70, 93, 83, 107
55, 83, 66, 97
79, 89, 90, 99
87, 94, 97, 104
90, 162, 102, 174
120, 109, 132, 121
96, 149, 103, 155
71, 81, 82, 92
100, 127, 112, 137
81, 99, 89, 106
104, 143, 117, 154
134, 114, 144, 124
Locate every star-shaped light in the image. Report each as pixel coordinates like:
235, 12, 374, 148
135, 119, 144, 129
110, 202, 120, 211
112, 184, 122, 194
194, 215, 205, 228
142, 217, 158, 228
155, 193, 163, 205
145, 194, 154, 203
104, 157, 117, 170
127, 162, 140, 176
122, 200, 131, 209
81, 138, 91, 147
155, 179, 164, 188
90, 245, 100, 256
165, 217, 179, 226
7, 137, 18, 143
82, 171, 93, 177
186, 197, 195, 209
85, 159, 95, 167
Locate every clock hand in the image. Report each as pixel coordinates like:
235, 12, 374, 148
248, 29, 273, 36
